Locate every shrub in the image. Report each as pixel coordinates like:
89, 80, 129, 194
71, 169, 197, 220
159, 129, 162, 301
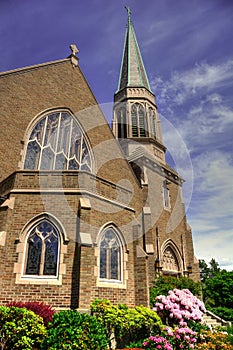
7, 301, 55, 325
196, 329, 232, 349
143, 335, 173, 349
90, 299, 163, 348
150, 275, 202, 306
154, 288, 206, 327
43, 309, 108, 349
0, 305, 47, 350
208, 306, 233, 323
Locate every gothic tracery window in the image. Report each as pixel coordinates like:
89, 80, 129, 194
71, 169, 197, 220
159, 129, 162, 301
24, 111, 92, 172
131, 103, 146, 137
25, 220, 59, 276
99, 228, 122, 281
162, 247, 179, 272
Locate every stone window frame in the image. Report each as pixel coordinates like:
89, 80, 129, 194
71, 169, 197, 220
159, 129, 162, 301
14, 213, 69, 285
95, 223, 128, 289
161, 239, 183, 275
162, 180, 171, 210
131, 103, 147, 137
19, 107, 94, 173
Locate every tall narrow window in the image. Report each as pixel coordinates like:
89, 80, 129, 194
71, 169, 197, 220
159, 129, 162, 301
25, 220, 59, 276
131, 105, 138, 137
149, 108, 156, 138
117, 108, 127, 138
99, 228, 122, 281
24, 111, 92, 172
131, 103, 147, 137
163, 180, 170, 208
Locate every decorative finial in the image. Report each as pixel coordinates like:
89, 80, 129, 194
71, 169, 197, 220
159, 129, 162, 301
125, 6, 131, 19
70, 44, 79, 56
69, 44, 79, 67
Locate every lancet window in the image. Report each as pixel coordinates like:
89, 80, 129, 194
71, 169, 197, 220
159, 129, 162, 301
24, 220, 59, 276
149, 108, 157, 138
131, 103, 147, 137
99, 228, 122, 281
24, 111, 92, 172
117, 108, 127, 138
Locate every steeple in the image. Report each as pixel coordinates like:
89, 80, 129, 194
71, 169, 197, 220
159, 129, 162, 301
117, 7, 152, 93
113, 8, 166, 164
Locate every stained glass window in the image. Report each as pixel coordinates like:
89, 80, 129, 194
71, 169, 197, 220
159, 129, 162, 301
99, 228, 122, 281
25, 220, 59, 276
24, 111, 92, 172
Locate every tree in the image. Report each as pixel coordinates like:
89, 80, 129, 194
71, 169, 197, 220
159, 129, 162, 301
199, 258, 220, 283
204, 270, 233, 309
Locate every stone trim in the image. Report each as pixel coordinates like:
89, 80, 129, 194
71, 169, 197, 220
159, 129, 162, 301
14, 213, 68, 285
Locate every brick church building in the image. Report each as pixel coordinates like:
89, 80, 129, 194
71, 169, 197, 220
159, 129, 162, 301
0, 10, 199, 310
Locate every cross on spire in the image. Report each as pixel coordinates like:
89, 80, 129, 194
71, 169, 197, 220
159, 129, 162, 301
125, 6, 131, 20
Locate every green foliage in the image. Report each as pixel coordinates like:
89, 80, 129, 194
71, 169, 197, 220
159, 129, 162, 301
43, 309, 108, 350
208, 306, 233, 323
149, 274, 202, 306
90, 299, 163, 349
204, 270, 233, 309
0, 305, 47, 350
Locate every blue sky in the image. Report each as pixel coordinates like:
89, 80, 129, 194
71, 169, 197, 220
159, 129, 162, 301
0, 0, 232, 270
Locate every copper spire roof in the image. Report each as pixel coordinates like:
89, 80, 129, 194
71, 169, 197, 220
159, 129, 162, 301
116, 7, 152, 93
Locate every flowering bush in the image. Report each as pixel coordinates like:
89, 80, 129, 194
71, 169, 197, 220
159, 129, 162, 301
143, 335, 173, 350
196, 329, 233, 350
164, 326, 197, 349
142, 326, 197, 350
154, 288, 206, 326
7, 300, 55, 325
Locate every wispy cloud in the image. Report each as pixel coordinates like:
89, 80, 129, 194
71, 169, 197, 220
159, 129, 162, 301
153, 59, 233, 106
155, 59, 233, 268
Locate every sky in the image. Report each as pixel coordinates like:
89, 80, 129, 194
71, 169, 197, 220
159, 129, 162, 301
0, 0, 232, 270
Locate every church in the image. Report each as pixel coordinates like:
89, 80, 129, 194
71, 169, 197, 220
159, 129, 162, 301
0, 10, 199, 310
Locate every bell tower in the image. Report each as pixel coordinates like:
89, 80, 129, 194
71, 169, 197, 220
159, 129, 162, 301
112, 7, 166, 164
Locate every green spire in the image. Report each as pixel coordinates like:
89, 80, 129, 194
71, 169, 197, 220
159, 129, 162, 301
117, 7, 152, 93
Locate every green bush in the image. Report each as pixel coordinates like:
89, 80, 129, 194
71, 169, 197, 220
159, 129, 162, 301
0, 305, 47, 350
208, 306, 233, 323
43, 309, 108, 350
90, 299, 163, 348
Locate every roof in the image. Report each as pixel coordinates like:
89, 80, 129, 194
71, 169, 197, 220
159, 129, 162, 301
116, 7, 152, 93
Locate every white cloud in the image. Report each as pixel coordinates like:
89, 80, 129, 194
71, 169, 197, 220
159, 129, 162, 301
153, 59, 233, 106
155, 60, 233, 270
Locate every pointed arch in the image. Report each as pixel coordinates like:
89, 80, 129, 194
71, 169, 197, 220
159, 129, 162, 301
96, 223, 128, 287
131, 103, 147, 137
14, 213, 68, 285
161, 240, 183, 274
22, 108, 94, 172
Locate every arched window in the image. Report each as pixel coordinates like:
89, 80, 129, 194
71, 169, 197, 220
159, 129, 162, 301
131, 103, 147, 137
24, 111, 92, 172
149, 108, 156, 138
24, 220, 59, 276
162, 247, 179, 272
99, 228, 122, 281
